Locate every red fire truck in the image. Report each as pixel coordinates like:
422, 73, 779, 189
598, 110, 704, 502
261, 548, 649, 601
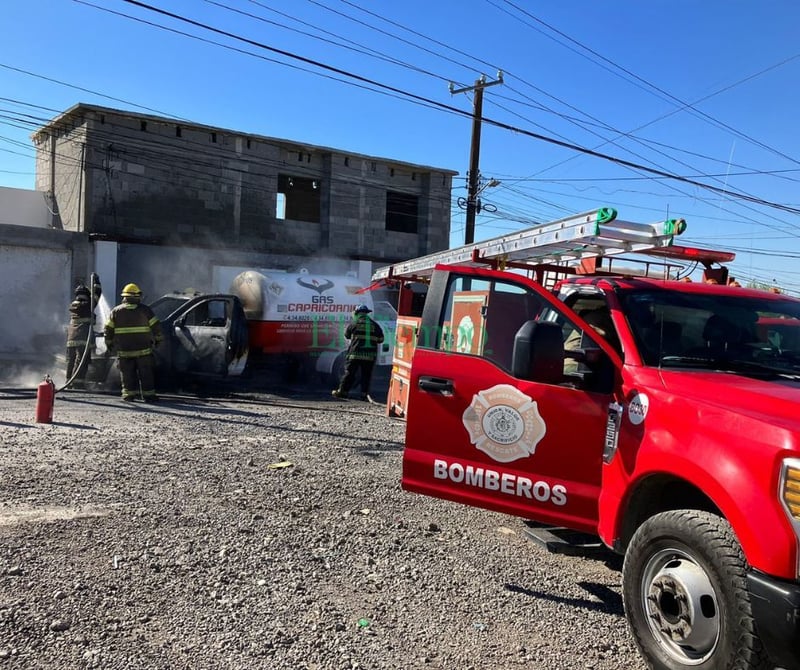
374, 208, 800, 670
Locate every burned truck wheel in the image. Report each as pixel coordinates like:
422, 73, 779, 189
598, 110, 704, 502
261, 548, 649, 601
622, 510, 767, 670
331, 353, 346, 386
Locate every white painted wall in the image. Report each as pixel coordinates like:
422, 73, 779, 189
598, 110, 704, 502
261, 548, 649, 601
0, 245, 71, 357
0, 187, 51, 228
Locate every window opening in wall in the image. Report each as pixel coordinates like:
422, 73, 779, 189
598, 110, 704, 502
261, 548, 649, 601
412, 172, 417, 181
306, 153, 312, 163
100, 115, 105, 124
390, 168, 395, 177
276, 174, 321, 223
298, 152, 303, 161
371, 162, 377, 172
176, 126, 182, 137
386, 191, 419, 234
211, 132, 217, 143
246, 138, 251, 149
140, 121, 147, 131
344, 157, 350, 167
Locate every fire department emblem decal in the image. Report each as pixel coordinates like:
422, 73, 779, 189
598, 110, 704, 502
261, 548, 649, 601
462, 384, 547, 463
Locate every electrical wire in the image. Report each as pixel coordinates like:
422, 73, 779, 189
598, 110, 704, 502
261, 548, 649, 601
492, 0, 800, 167
0, 3, 792, 249
237, 0, 800, 218
2, 5, 797, 279
72, 0, 800, 218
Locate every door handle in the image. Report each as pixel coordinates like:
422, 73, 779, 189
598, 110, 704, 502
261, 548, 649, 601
418, 376, 454, 395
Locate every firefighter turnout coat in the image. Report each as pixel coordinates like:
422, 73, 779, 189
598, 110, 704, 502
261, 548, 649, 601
104, 299, 164, 358
66, 296, 94, 349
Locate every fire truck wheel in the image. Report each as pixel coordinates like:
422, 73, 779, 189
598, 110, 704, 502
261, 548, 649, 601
622, 510, 768, 670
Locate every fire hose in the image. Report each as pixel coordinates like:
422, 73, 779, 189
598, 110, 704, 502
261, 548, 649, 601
58, 272, 102, 394
0, 274, 104, 420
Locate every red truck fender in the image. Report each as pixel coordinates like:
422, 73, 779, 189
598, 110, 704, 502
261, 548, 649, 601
599, 375, 798, 579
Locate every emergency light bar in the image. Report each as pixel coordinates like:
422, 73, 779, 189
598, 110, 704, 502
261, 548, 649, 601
644, 245, 736, 266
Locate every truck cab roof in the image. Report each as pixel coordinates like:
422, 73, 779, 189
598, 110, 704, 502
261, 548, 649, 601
557, 275, 793, 302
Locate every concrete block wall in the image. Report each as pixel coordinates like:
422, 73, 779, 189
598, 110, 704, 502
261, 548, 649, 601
324, 154, 453, 259
33, 104, 455, 265
79, 111, 278, 247
33, 120, 87, 230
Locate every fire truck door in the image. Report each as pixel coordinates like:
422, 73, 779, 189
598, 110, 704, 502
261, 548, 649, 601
172, 297, 233, 377
404, 268, 618, 534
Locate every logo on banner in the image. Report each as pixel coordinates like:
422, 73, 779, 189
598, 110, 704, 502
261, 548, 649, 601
296, 277, 335, 295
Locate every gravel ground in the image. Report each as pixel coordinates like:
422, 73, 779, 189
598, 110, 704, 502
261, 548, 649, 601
0, 377, 646, 670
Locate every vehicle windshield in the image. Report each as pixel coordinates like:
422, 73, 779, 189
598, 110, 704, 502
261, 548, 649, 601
372, 300, 398, 323
618, 288, 800, 376
150, 296, 189, 321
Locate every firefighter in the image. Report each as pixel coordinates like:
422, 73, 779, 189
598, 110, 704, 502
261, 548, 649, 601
65, 277, 102, 389
104, 283, 163, 402
563, 308, 619, 375
332, 304, 384, 402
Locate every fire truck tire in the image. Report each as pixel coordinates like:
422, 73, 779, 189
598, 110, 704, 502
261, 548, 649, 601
622, 510, 768, 670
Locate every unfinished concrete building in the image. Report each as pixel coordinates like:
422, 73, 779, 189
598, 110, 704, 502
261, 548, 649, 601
31, 103, 456, 296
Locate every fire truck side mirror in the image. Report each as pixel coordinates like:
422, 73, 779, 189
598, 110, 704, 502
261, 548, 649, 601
512, 320, 564, 384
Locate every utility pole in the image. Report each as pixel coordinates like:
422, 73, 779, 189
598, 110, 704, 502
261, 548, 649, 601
450, 72, 504, 244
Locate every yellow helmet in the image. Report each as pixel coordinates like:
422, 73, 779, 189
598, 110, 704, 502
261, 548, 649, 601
121, 283, 142, 297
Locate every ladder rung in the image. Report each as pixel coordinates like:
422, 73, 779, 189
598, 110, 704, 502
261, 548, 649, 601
372, 208, 685, 281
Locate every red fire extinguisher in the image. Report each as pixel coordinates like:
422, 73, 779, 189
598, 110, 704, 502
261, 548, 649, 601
35, 375, 56, 424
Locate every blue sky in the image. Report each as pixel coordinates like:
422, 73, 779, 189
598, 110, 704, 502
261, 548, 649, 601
3, 0, 800, 291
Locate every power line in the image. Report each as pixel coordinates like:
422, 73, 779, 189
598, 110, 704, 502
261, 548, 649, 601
0, 105, 457, 219
74, 0, 800, 218
206, 0, 455, 84
3, 0, 796, 258
0, 63, 185, 121
299, 0, 800, 241
493, 0, 800, 167
337, 0, 797, 188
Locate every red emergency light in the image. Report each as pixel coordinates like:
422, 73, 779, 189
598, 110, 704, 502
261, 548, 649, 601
646, 244, 736, 265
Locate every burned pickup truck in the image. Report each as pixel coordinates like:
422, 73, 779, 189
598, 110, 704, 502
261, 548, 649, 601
89, 292, 249, 390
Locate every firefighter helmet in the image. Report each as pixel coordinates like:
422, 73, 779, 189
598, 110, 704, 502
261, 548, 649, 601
354, 304, 372, 314
121, 283, 142, 297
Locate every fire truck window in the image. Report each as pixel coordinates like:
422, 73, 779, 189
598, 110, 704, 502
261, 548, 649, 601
620, 290, 800, 369
437, 276, 547, 372
562, 296, 622, 356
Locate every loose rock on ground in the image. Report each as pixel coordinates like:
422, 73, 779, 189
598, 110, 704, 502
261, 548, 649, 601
0, 384, 645, 669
